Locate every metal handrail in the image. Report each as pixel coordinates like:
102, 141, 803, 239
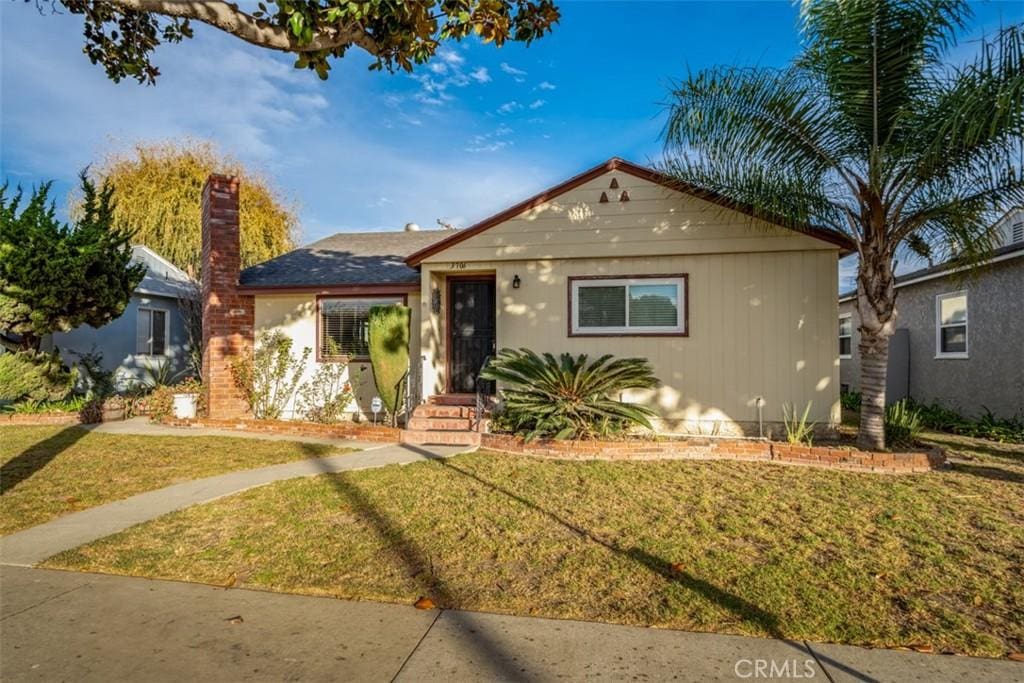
473, 354, 492, 432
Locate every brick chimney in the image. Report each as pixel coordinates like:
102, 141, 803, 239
201, 175, 253, 419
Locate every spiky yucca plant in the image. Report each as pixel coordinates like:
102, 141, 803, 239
480, 348, 660, 441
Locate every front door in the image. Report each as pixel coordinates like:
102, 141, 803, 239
448, 277, 496, 394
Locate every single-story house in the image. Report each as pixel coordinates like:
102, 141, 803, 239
44, 245, 195, 389
200, 159, 854, 439
838, 208, 1024, 419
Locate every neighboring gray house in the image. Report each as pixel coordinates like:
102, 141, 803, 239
838, 209, 1024, 419
44, 245, 196, 389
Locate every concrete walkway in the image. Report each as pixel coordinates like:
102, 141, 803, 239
2, 567, 1020, 682
0, 442, 466, 567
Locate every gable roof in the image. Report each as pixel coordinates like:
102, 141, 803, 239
131, 245, 196, 298
405, 157, 855, 265
838, 240, 1024, 301
238, 229, 450, 291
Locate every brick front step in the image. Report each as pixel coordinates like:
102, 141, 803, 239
428, 394, 477, 406
406, 416, 473, 431
400, 429, 481, 447
413, 404, 477, 419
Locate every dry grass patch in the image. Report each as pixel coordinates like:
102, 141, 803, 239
1, 426, 348, 535
47, 437, 1024, 657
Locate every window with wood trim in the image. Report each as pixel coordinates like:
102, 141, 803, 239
570, 275, 687, 336
319, 297, 402, 359
136, 308, 169, 356
935, 292, 968, 358
838, 314, 852, 359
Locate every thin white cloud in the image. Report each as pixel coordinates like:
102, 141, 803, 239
497, 101, 522, 114
537, 81, 556, 90
528, 99, 546, 110
438, 49, 465, 66
500, 62, 527, 82
470, 67, 491, 83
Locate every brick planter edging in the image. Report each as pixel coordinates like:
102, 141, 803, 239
0, 413, 89, 426
159, 417, 402, 443
479, 433, 946, 474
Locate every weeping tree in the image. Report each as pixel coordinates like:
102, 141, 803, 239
663, 0, 1024, 449
367, 304, 410, 427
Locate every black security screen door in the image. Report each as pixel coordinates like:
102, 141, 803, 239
448, 278, 496, 394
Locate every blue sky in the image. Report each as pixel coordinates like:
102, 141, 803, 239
2, 1, 1021, 289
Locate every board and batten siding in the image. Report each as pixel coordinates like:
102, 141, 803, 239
254, 293, 421, 419
419, 168, 841, 434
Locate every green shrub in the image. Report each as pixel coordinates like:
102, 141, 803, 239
230, 331, 310, 420
367, 304, 410, 427
71, 348, 117, 398
298, 361, 359, 423
782, 401, 816, 446
0, 350, 76, 402
840, 390, 861, 411
885, 399, 923, 447
909, 399, 1024, 444
2, 395, 89, 414
147, 377, 206, 422
480, 349, 659, 441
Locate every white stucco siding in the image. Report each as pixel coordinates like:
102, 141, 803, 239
254, 293, 421, 419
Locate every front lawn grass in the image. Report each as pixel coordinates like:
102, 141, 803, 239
46, 436, 1024, 657
1, 426, 348, 535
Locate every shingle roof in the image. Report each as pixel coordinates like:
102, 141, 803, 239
238, 230, 450, 289
838, 240, 1024, 299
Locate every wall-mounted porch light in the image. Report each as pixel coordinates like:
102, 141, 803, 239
512, 274, 521, 289
431, 287, 441, 313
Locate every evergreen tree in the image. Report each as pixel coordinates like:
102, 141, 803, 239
0, 173, 145, 351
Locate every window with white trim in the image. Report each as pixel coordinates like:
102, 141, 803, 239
319, 297, 403, 359
570, 276, 686, 336
935, 292, 968, 358
838, 314, 852, 358
136, 308, 168, 356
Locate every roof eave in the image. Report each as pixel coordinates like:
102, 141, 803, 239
405, 157, 855, 265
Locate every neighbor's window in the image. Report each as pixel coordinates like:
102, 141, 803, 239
935, 292, 968, 358
838, 314, 852, 358
137, 308, 168, 356
570, 276, 687, 335
319, 297, 403, 359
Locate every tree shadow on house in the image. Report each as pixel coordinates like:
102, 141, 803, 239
1, 426, 89, 496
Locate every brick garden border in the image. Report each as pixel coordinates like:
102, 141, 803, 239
480, 433, 946, 474
0, 413, 88, 426
160, 417, 402, 443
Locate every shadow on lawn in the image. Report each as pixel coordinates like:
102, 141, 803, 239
1, 426, 88, 496
312, 443, 824, 679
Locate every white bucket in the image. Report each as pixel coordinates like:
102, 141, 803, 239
172, 393, 198, 419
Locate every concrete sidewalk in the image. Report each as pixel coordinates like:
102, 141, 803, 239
0, 442, 466, 566
2, 567, 1019, 682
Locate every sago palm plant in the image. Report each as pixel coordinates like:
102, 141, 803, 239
480, 348, 659, 441
663, 0, 1023, 449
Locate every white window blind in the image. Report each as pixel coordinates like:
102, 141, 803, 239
936, 292, 968, 357
571, 276, 685, 335
838, 316, 852, 358
319, 298, 402, 358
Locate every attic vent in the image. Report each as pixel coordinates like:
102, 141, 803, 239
1013, 220, 1023, 244
619, 190, 630, 202
599, 192, 609, 203
609, 178, 619, 189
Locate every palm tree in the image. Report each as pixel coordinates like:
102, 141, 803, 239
662, 0, 1023, 449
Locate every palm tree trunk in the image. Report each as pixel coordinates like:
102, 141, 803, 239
857, 328, 889, 450
855, 239, 897, 451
